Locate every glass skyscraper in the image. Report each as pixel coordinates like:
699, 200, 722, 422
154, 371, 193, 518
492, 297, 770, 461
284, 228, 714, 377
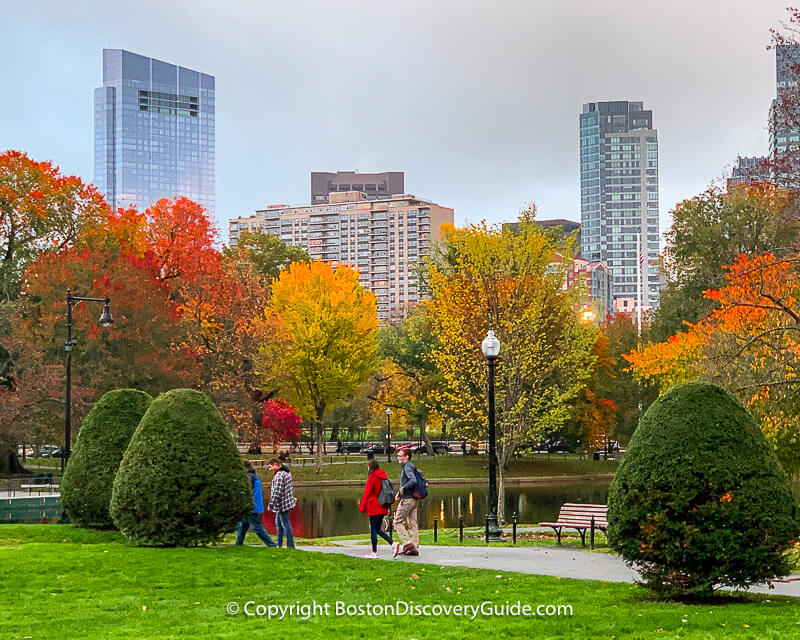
94, 49, 215, 216
579, 101, 660, 312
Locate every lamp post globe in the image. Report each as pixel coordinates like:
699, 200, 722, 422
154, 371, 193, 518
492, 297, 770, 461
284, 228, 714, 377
482, 329, 504, 541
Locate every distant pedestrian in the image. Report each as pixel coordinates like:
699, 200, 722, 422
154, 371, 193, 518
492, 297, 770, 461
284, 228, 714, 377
236, 461, 277, 547
268, 458, 297, 548
393, 448, 420, 556
359, 459, 394, 558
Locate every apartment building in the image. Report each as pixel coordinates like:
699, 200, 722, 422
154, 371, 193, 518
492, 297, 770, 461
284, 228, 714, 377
229, 192, 454, 321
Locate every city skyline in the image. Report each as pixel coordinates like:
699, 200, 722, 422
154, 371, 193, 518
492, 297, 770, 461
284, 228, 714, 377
0, 1, 791, 238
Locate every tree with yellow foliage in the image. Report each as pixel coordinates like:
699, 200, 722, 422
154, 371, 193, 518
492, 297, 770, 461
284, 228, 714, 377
425, 217, 596, 522
257, 261, 379, 472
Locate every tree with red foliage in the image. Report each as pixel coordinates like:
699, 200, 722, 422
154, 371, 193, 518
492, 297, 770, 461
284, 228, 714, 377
261, 398, 302, 453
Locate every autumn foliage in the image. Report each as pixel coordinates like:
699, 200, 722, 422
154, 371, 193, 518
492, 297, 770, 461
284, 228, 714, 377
261, 398, 303, 451
627, 251, 800, 470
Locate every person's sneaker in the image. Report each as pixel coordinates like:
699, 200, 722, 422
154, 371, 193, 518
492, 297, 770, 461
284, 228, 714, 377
401, 543, 416, 555
391, 542, 401, 558
364, 551, 379, 559
404, 546, 419, 556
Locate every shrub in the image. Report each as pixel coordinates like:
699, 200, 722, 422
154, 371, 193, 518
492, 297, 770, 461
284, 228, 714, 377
60, 389, 153, 528
607, 381, 800, 598
109, 388, 251, 546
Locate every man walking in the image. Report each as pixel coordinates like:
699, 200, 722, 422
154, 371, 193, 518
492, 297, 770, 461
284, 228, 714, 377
236, 461, 277, 547
392, 448, 419, 556
268, 458, 297, 548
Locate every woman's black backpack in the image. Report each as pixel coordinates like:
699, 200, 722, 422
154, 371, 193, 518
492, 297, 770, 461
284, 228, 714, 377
378, 478, 395, 506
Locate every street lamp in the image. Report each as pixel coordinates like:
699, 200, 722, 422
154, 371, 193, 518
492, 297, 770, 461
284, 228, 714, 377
63, 289, 113, 472
385, 407, 392, 462
579, 307, 596, 325
481, 329, 504, 541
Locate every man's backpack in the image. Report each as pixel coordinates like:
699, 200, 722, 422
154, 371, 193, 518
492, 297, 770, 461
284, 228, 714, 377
411, 468, 428, 500
378, 478, 395, 507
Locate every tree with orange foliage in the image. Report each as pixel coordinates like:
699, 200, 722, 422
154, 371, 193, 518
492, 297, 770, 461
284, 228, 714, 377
0, 150, 107, 300
627, 251, 800, 471
257, 260, 378, 473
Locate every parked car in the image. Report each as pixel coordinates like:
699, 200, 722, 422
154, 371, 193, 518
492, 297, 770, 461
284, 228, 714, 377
37, 444, 61, 458
360, 443, 396, 456
335, 441, 363, 454
409, 441, 449, 455
16, 446, 35, 458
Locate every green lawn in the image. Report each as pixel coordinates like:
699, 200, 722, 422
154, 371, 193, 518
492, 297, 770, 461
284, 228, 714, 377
268, 455, 618, 483
1, 524, 798, 640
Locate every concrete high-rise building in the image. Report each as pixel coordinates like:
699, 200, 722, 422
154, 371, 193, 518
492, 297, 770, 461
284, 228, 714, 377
311, 171, 404, 203
94, 49, 215, 215
769, 44, 800, 183
579, 101, 660, 313
229, 192, 453, 321
728, 155, 768, 187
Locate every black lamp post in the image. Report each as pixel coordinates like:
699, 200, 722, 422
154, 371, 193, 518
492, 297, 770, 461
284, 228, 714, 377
63, 289, 113, 472
482, 329, 504, 540
385, 407, 392, 462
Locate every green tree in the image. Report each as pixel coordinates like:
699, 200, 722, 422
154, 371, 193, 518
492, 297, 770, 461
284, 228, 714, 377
110, 389, 251, 546
224, 230, 311, 281
257, 260, 379, 472
61, 389, 152, 528
378, 303, 445, 453
608, 382, 800, 598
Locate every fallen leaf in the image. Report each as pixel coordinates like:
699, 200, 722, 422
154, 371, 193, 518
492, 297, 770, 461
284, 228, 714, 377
743, 624, 750, 628
495, 574, 503, 579
411, 574, 419, 579
375, 578, 383, 582
142, 606, 147, 611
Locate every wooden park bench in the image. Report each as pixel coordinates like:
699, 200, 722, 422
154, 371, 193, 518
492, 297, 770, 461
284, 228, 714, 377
20, 484, 60, 494
539, 503, 608, 547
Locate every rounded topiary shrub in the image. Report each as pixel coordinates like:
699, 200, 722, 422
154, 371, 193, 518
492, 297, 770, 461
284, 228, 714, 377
607, 381, 800, 598
60, 388, 153, 528
109, 388, 251, 546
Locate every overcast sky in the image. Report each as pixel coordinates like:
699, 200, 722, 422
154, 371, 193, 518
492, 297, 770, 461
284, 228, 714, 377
0, 1, 791, 240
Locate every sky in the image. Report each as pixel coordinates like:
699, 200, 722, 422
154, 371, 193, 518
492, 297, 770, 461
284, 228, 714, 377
0, 0, 792, 241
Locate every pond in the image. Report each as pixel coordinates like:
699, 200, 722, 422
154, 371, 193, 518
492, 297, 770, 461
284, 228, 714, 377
4, 475, 799, 538
284, 480, 612, 538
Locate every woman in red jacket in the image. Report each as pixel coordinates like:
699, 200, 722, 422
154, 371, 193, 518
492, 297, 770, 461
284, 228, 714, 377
359, 459, 394, 558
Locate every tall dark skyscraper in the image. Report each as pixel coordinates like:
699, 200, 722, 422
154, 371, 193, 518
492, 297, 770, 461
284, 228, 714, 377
94, 50, 215, 215
579, 101, 660, 313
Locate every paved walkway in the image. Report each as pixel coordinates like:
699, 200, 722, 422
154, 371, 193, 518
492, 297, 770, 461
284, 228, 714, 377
297, 540, 800, 598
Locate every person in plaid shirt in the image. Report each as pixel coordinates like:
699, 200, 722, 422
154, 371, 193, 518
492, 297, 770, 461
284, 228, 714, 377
267, 458, 297, 548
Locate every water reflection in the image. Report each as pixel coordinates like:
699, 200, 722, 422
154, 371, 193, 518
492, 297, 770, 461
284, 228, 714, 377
288, 481, 612, 538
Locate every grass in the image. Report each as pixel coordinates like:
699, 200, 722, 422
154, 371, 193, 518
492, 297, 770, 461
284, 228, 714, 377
2, 524, 799, 639
262, 455, 618, 483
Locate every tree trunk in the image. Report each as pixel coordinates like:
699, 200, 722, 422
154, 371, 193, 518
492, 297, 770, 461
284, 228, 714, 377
497, 465, 506, 525
420, 418, 434, 456
329, 424, 339, 442
0, 443, 27, 475
314, 417, 324, 474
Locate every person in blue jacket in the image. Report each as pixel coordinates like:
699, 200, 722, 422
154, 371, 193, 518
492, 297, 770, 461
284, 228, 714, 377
236, 461, 277, 547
